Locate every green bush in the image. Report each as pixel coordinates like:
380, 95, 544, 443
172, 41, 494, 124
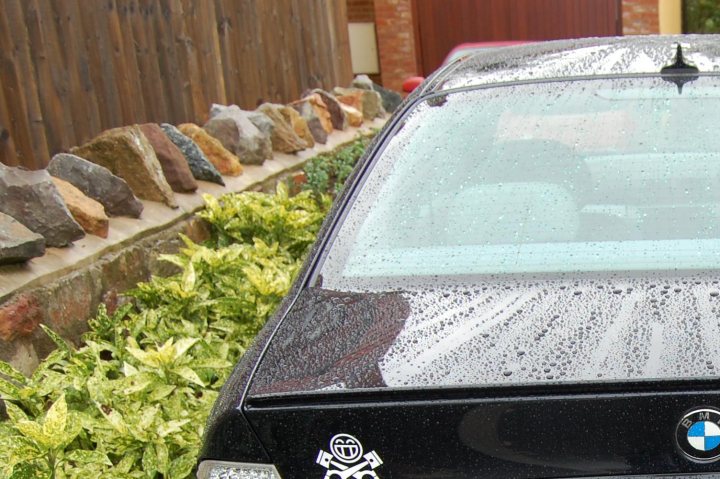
0, 134, 372, 478
0, 182, 332, 479
303, 135, 372, 199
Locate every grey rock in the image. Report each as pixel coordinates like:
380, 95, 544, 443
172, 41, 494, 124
47, 153, 144, 218
204, 104, 273, 165
0, 164, 84, 247
209, 103, 224, 119
372, 81, 403, 113
248, 111, 275, 138
306, 117, 328, 144
310, 89, 348, 130
0, 212, 45, 264
160, 124, 224, 186
351, 74, 375, 90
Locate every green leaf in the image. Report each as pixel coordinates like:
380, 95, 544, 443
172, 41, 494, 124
167, 452, 196, 479
0, 376, 22, 401
155, 441, 169, 475
172, 337, 199, 362
171, 366, 205, 387
122, 373, 156, 395
42, 394, 68, 445
40, 325, 72, 354
5, 401, 29, 423
126, 346, 161, 369
65, 449, 113, 466
156, 419, 190, 438
14, 421, 48, 449
0, 360, 28, 384
123, 362, 140, 377
8, 461, 48, 479
5, 436, 42, 465
141, 443, 158, 477
97, 403, 129, 435
146, 384, 175, 402
181, 261, 196, 292
194, 358, 233, 369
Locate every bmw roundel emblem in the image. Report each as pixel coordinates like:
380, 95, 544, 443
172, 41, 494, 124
676, 407, 720, 462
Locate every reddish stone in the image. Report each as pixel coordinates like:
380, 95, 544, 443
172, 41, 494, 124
0, 294, 43, 341
51, 177, 109, 238
289, 172, 307, 196
139, 123, 198, 193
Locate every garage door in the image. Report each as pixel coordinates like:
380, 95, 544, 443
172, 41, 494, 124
414, 0, 622, 75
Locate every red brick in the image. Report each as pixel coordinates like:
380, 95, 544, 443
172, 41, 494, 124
622, 0, 659, 35
374, 0, 420, 92
348, 0, 375, 22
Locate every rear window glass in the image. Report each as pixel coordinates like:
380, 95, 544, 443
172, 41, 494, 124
252, 76, 720, 397
321, 76, 720, 289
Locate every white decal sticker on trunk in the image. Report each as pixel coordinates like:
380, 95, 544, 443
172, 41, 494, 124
316, 434, 383, 478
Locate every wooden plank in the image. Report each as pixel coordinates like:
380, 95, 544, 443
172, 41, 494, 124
192, 0, 226, 106
288, 0, 310, 94
52, 0, 102, 145
0, 79, 19, 167
177, 0, 208, 122
25, 0, 76, 156
297, 0, 321, 92
329, 0, 353, 87
233, 0, 263, 108
104, 0, 136, 124
116, 0, 148, 123
0, 5, 29, 167
154, 0, 189, 122
214, 0, 240, 104
255, 0, 280, 102
79, 1, 121, 130
3, 0, 50, 169
23, 0, 73, 159
133, 0, 169, 121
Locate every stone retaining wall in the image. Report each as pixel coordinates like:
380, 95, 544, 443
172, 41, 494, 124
0, 119, 384, 374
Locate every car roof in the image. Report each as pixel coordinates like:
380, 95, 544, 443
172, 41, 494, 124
424, 35, 720, 95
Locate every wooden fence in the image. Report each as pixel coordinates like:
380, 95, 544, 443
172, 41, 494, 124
0, 0, 353, 170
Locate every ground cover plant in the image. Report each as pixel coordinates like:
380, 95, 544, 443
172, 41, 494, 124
0, 136, 370, 478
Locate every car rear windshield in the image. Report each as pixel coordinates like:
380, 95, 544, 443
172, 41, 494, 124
249, 75, 720, 395
321, 76, 720, 289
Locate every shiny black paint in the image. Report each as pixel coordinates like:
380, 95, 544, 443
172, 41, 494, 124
247, 388, 720, 478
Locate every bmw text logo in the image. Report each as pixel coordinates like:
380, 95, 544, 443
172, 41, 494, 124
676, 407, 720, 462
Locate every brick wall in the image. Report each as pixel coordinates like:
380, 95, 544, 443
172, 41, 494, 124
348, 0, 376, 22
374, 0, 420, 92
623, 0, 660, 34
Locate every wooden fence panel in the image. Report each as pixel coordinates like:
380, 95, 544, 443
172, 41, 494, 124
0, 0, 353, 169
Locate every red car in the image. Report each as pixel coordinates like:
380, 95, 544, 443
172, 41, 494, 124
402, 41, 531, 92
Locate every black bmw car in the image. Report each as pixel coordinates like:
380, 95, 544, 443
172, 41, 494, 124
198, 36, 720, 478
